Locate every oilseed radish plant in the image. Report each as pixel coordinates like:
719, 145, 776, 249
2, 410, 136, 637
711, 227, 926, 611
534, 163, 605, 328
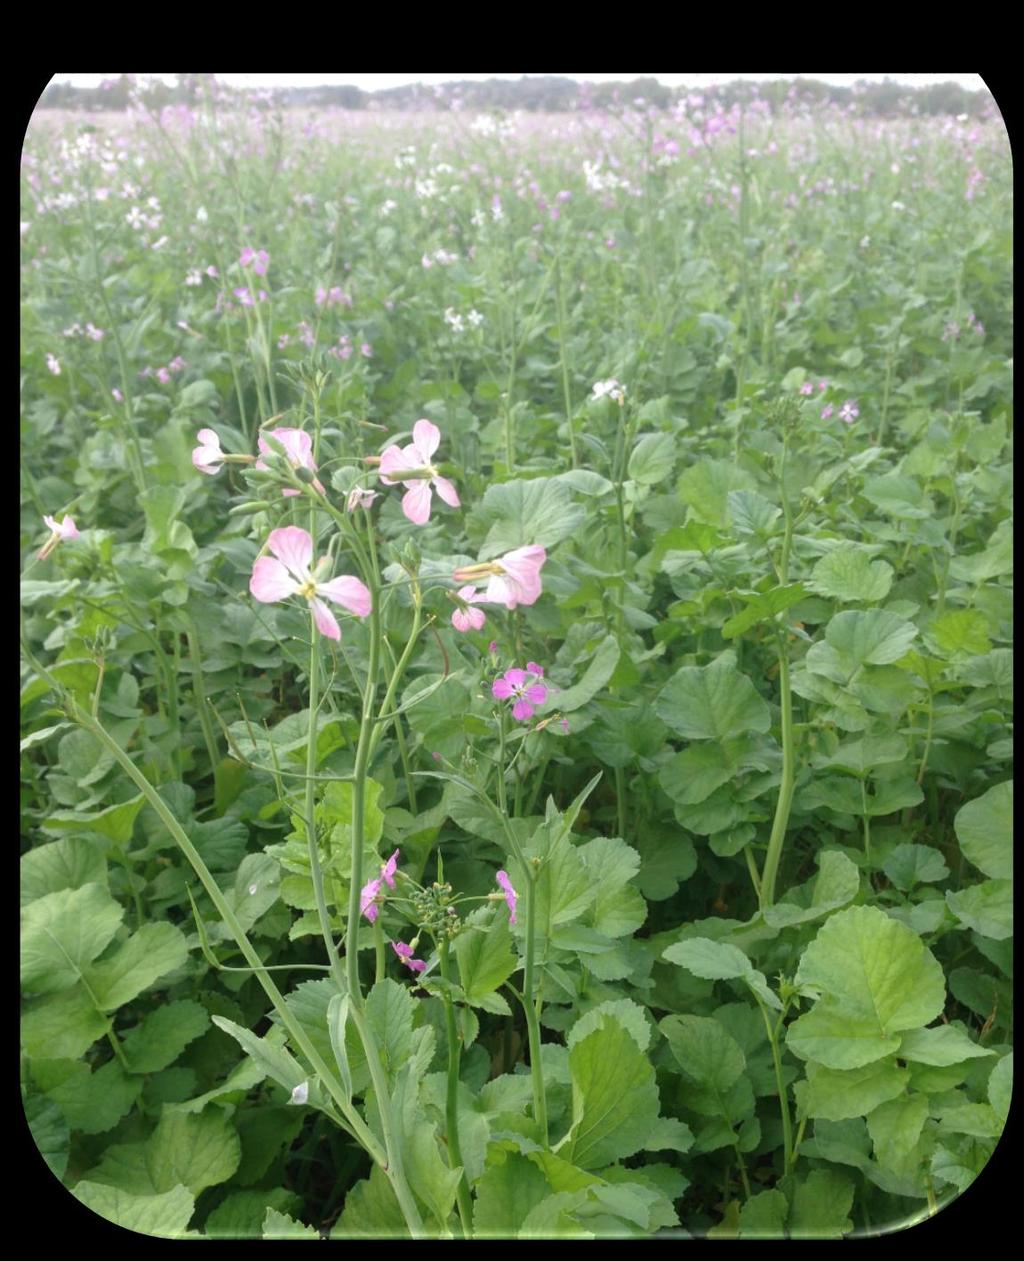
20, 77, 1011, 1239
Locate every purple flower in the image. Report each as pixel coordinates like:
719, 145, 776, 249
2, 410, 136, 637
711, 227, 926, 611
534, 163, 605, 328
799, 382, 814, 396
360, 850, 401, 922
839, 400, 860, 425
821, 404, 834, 420
492, 666, 547, 722
496, 871, 518, 925
240, 246, 269, 276
392, 940, 427, 973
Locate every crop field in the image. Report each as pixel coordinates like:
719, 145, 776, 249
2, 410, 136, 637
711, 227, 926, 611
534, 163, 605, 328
20, 82, 1012, 1239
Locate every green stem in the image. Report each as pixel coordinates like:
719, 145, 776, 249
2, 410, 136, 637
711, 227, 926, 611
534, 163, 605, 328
185, 622, 225, 805
860, 778, 872, 873
916, 686, 935, 786
440, 942, 474, 1236
755, 995, 793, 1173
759, 630, 795, 910
555, 254, 579, 469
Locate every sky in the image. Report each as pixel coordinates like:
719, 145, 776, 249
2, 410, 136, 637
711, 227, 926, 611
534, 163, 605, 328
53, 72, 989, 93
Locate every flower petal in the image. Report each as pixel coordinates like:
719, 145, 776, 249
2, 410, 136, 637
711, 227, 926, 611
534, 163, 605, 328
310, 597, 341, 641
511, 699, 534, 721
496, 870, 518, 925
196, 428, 219, 446
411, 418, 440, 461
317, 575, 372, 618
525, 684, 548, 705
492, 677, 516, 700
433, 475, 461, 508
267, 526, 314, 582
381, 849, 400, 888
250, 557, 299, 603
503, 668, 527, 689
360, 878, 382, 922
401, 481, 433, 525
377, 444, 406, 485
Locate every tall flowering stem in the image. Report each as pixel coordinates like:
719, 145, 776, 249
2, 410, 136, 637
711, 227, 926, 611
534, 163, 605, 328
439, 940, 475, 1236
497, 712, 548, 1145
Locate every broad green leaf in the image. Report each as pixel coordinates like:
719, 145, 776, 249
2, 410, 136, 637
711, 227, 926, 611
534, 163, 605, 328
567, 998, 651, 1052
576, 835, 645, 938
212, 1016, 308, 1094
122, 1000, 210, 1074
882, 844, 949, 890
25, 1095, 69, 1179
562, 1016, 661, 1168
86, 921, 190, 1011
264, 1208, 319, 1240
721, 582, 805, 638
474, 477, 585, 558
628, 432, 676, 485
20, 835, 106, 906
206, 1189, 302, 1238
21, 987, 108, 1059
663, 937, 781, 1011
816, 733, 908, 775
334, 1165, 404, 1238
549, 635, 619, 713
924, 609, 992, 658
518, 1192, 590, 1238
727, 489, 781, 536
738, 1188, 787, 1238
988, 1055, 1012, 1125
45, 793, 147, 847
897, 1025, 995, 1067
33, 1058, 141, 1133
20, 721, 72, 751
936, 1101, 1002, 1139
473, 1151, 553, 1237
824, 609, 918, 668
867, 1093, 930, 1173
949, 520, 1012, 583
660, 1013, 745, 1095
21, 884, 124, 995
954, 781, 1012, 879
367, 978, 416, 1085
678, 459, 756, 527
658, 741, 740, 805
455, 905, 518, 1005
73, 1181, 195, 1239
930, 1139, 989, 1192
809, 546, 893, 604
861, 472, 931, 519
796, 1059, 909, 1121
788, 905, 945, 1068
146, 1107, 241, 1196
788, 1169, 855, 1238
763, 850, 860, 929
655, 656, 770, 741
327, 994, 353, 1103
945, 881, 1013, 940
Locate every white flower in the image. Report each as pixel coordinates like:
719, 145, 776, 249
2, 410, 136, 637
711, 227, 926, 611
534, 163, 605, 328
288, 1081, 309, 1106
591, 378, 626, 405
196, 205, 208, 222
467, 309, 484, 328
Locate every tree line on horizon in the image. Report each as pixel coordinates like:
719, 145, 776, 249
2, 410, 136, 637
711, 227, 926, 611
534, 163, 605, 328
37, 74, 993, 119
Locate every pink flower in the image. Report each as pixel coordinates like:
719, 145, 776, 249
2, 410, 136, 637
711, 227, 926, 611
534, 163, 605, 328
378, 419, 460, 525
452, 546, 547, 610
233, 287, 254, 307
193, 428, 226, 475
156, 367, 171, 385
821, 404, 834, 420
392, 941, 427, 973
839, 400, 860, 424
360, 877, 382, 923
496, 871, 518, 925
799, 382, 814, 396
493, 666, 548, 721
112, 388, 124, 403
347, 487, 379, 512
249, 526, 371, 642
240, 246, 269, 275
255, 427, 325, 498
46, 353, 60, 376
381, 849, 399, 889
452, 586, 487, 633
39, 513, 80, 560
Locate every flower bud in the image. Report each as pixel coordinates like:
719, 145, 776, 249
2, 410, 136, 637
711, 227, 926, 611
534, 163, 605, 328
294, 465, 317, 485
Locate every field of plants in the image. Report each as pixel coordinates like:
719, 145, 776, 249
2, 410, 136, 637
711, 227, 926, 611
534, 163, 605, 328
20, 82, 1012, 1239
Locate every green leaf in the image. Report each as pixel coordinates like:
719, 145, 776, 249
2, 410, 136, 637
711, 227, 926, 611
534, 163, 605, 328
678, 459, 756, 527
655, 655, 771, 741
34, 1058, 141, 1133
73, 1182, 195, 1239
334, 1165, 404, 1238
628, 432, 676, 485
721, 583, 806, 639
264, 1208, 319, 1240
954, 781, 1012, 879
211, 1016, 308, 1096
924, 609, 992, 658
861, 472, 932, 519
660, 1013, 745, 1095
988, 1054, 1012, 1125
45, 793, 147, 847
788, 1169, 855, 1238
809, 546, 894, 603
547, 636, 619, 714
823, 609, 918, 668
897, 1025, 995, 1067
727, 489, 781, 536
146, 1107, 241, 1196
567, 998, 651, 1052
21, 884, 124, 994
763, 850, 860, 929
367, 978, 416, 1086
455, 905, 518, 1005
327, 993, 353, 1103
882, 844, 949, 891
122, 1000, 210, 1074
796, 1059, 910, 1121
473, 477, 585, 558
787, 905, 945, 1068
21, 987, 109, 1059
867, 1093, 930, 1173
20, 835, 107, 906
206, 1189, 302, 1239
945, 881, 1013, 940
473, 1151, 553, 1238
562, 1015, 661, 1169
658, 741, 740, 805
738, 1188, 787, 1238
25, 1096, 69, 1179
86, 921, 190, 1010
936, 1101, 1002, 1139
663, 937, 781, 1011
